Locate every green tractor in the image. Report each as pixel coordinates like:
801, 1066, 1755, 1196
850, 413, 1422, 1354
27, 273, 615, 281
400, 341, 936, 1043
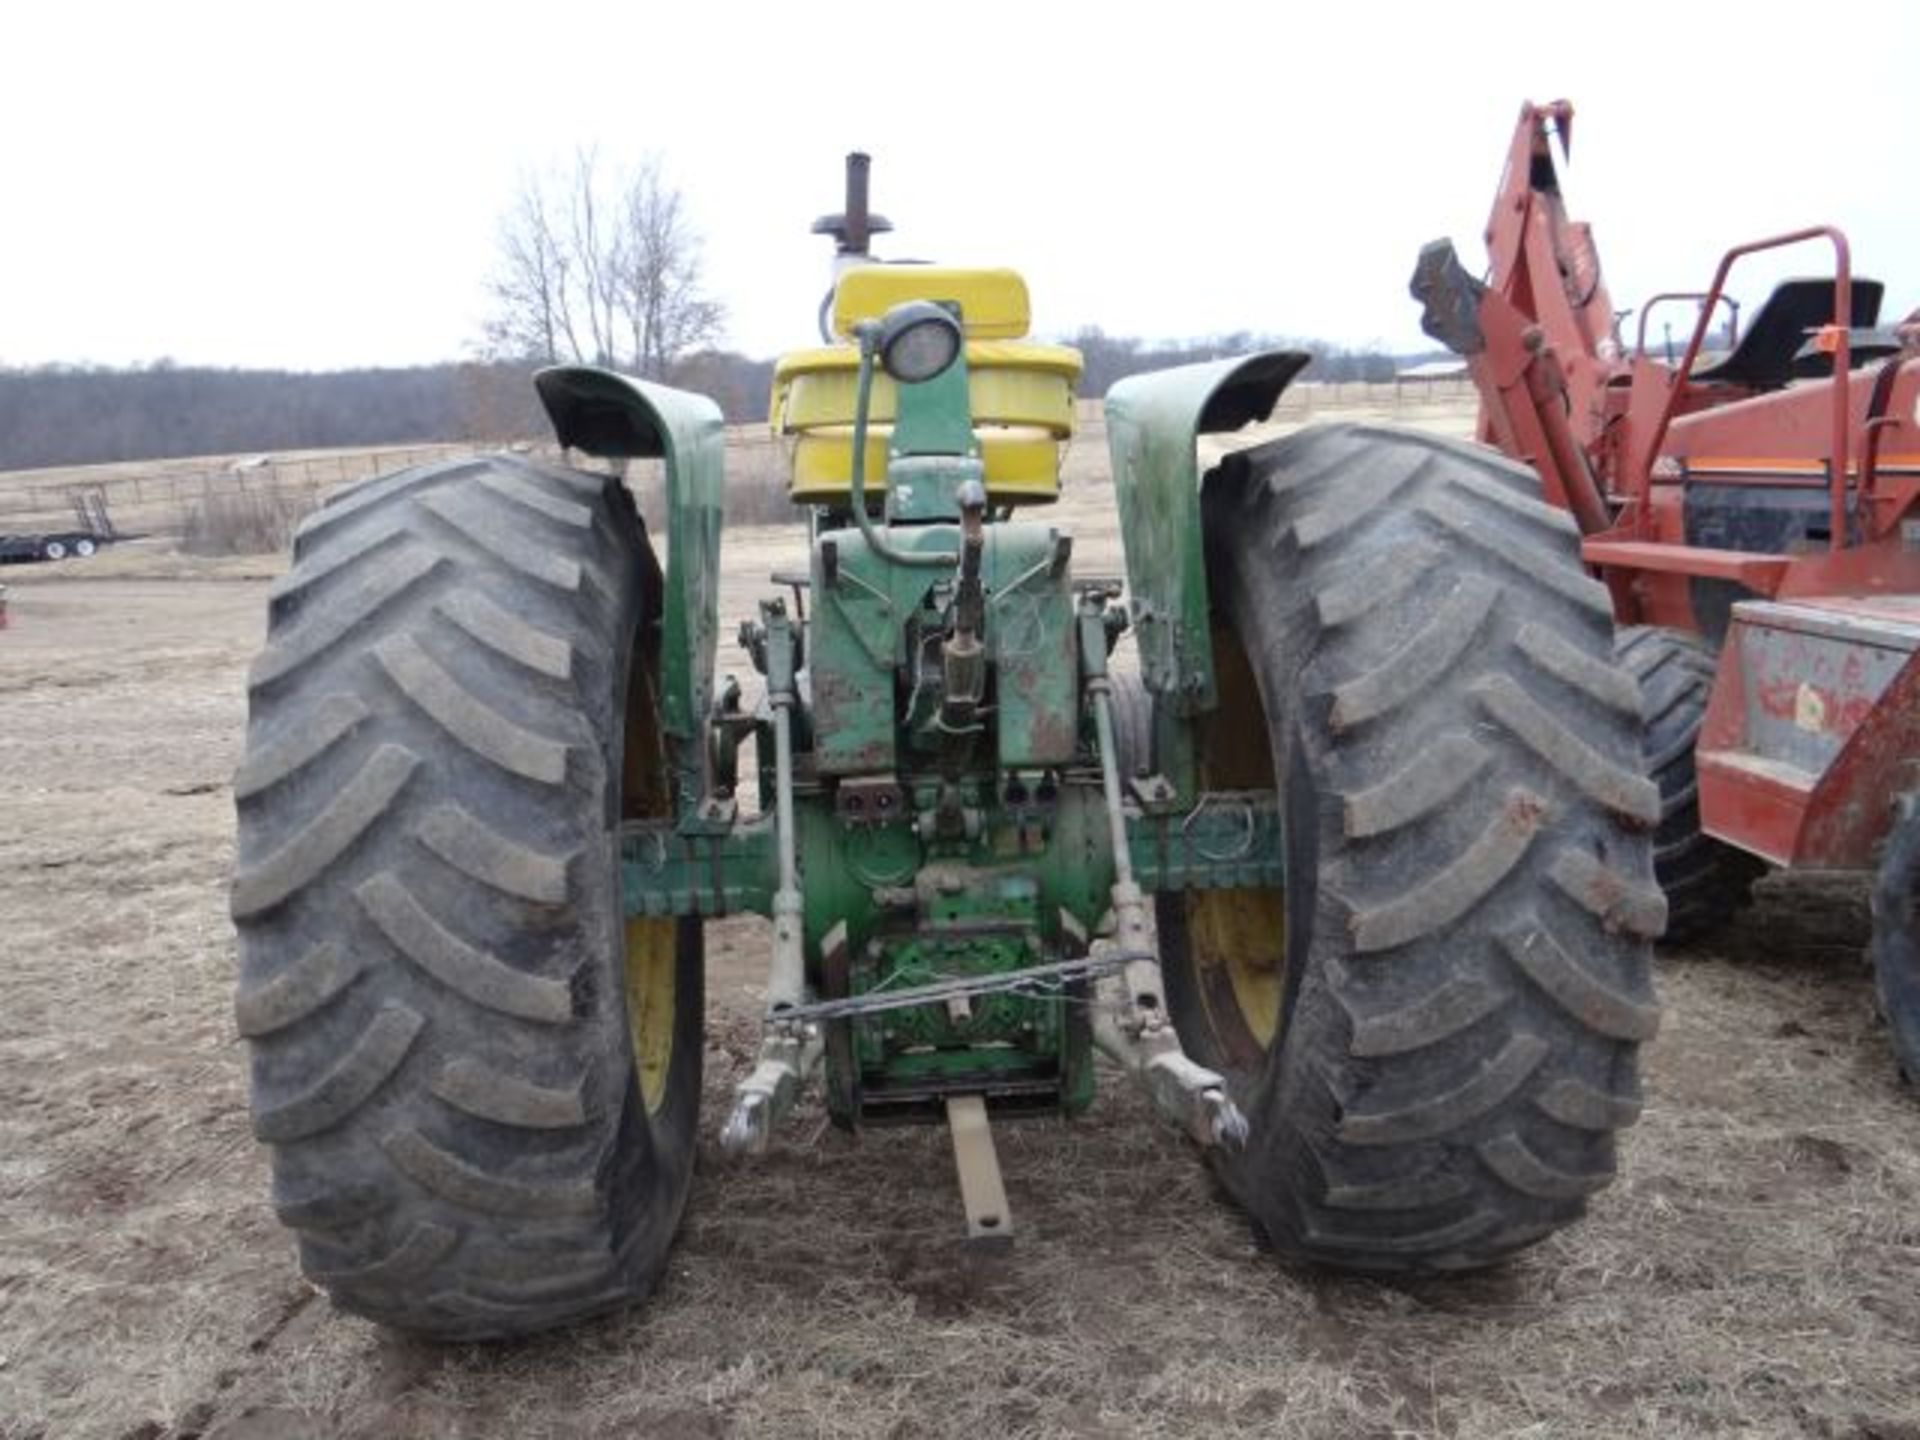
231, 156, 1664, 1338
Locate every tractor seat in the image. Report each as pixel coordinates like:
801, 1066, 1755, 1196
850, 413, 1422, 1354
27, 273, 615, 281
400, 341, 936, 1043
1691, 277, 1884, 390
771, 266, 1083, 506
830, 265, 1033, 341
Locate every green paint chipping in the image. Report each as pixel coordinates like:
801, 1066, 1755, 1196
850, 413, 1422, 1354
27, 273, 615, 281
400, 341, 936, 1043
585, 331, 1296, 1130
534, 366, 725, 814
1105, 351, 1311, 723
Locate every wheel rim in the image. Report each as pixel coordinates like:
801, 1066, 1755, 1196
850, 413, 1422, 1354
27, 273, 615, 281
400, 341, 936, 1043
618, 621, 677, 1114
1184, 888, 1284, 1065
1181, 623, 1287, 1074
624, 916, 678, 1113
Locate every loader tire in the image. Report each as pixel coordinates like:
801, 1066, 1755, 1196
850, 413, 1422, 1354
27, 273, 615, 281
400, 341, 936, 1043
1871, 791, 1920, 1085
231, 453, 703, 1339
1615, 625, 1765, 942
1165, 423, 1662, 1273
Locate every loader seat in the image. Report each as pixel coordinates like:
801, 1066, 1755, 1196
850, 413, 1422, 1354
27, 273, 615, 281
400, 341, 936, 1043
771, 266, 1083, 506
1691, 277, 1884, 390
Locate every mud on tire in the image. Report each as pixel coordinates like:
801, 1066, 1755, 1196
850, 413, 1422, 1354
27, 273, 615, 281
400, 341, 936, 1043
1164, 423, 1664, 1272
231, 454, 702, 1339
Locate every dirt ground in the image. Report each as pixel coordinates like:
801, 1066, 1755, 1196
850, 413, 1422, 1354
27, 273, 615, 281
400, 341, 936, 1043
4, 411, 1920, 1438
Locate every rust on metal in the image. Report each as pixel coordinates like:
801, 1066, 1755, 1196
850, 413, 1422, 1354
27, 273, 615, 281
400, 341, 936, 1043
1417, 99, 1920, 877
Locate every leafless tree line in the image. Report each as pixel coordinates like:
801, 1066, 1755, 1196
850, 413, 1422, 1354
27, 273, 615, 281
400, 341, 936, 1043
0, 362, 535, 471
483, 150, 724, 378
0, 351, 780, 472
1066, 327, 1407, 394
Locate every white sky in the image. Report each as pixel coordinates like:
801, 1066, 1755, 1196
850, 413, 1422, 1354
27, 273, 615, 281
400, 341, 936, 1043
4, 1, 1914, 371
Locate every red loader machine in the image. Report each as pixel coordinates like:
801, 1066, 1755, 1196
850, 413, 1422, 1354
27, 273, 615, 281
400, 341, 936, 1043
1414, 100, 1920, 1080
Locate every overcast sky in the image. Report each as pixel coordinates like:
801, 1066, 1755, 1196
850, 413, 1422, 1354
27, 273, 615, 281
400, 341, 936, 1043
5, 1, 1913, 372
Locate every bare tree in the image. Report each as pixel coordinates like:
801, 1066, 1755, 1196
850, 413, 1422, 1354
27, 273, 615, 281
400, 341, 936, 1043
483, 152, 724, 378
617, 160, 726, 380
482, 175, 571, 364
564, 146, 620, 367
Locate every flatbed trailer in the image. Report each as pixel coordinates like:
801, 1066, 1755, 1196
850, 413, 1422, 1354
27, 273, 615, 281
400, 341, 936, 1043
0, 530, 110, 563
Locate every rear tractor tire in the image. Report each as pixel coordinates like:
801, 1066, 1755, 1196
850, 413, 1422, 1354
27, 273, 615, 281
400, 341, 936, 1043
1163, 423, 1664, 1273
231, 453, 703, 1339
1615, 625, 1765, 941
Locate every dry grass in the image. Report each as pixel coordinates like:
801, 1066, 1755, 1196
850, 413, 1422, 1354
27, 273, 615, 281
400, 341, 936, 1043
179, 484, 321, 556
3, 397, 1918, 1439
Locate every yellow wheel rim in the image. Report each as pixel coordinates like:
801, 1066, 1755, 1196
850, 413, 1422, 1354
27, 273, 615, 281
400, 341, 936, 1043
620, 643, 677, 1115
1182, 622, 1286, 1069
1186, 888, 1284, 1059
624, 916, 677, 1114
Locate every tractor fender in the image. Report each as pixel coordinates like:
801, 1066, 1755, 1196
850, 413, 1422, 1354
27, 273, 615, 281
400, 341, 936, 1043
536, 366, 725, 815
1104, 350, 1310, 713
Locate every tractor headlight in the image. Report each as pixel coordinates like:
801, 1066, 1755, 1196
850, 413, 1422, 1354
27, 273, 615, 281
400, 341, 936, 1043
876, 300, 963, 384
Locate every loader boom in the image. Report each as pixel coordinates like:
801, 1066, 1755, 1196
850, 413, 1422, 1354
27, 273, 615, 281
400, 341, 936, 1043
1413, 97, 1920, 891
1476, 99, 1622, 450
